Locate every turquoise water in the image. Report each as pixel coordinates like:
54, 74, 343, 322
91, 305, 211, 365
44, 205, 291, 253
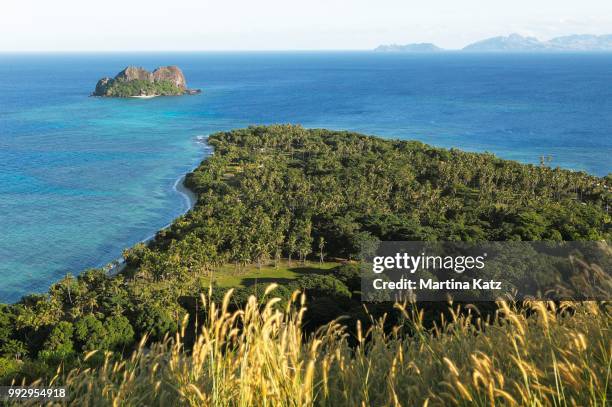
1, 52, 611, 302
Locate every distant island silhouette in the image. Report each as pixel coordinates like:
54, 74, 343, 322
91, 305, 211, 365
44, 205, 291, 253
376, 33, 612, 52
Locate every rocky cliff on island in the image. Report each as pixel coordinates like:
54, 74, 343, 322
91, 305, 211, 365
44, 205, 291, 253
93, 66, 201, 97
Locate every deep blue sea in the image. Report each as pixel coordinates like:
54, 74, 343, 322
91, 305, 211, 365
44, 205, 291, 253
1, 52, 611, 302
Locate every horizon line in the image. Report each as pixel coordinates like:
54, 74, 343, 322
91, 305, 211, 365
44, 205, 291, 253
3, 49, 612, 54
3, 32, 612, 54
3, 49, 379, 53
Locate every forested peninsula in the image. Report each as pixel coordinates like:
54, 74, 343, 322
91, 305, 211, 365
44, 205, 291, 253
0, 126, 610, 404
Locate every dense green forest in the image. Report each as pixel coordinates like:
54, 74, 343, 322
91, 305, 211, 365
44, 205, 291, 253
98, 79, 184, 97
0, 125, 609, 382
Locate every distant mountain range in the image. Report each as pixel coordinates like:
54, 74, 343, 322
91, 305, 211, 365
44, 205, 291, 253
375, 34, 612, 52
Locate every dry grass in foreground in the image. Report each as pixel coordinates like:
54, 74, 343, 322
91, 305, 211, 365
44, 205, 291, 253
19, 287, 611, 406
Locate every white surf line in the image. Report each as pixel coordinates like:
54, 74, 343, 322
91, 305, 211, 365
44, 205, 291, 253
105, 136, 210, 275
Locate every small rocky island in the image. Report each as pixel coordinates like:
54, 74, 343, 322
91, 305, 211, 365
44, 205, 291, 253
93, 66, 201, 97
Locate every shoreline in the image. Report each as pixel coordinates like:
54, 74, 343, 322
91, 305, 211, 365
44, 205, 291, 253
141, 174, 198, 243
104, 138, 207, 275
103, 174, 198, 275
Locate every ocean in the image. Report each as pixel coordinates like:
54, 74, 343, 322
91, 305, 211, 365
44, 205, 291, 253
0, 52, 611, 302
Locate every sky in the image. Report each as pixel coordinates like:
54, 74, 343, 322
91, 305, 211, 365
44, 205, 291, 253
2, 0, 612, 51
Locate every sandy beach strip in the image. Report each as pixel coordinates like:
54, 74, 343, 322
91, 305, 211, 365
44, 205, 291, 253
103, 137, 211, 275
104, 174, 198, 275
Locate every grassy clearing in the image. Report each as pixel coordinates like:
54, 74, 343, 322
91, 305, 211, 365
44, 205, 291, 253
205, 260, 340, 288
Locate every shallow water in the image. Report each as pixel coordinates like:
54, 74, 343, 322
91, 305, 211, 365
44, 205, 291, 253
1, 52, 610, 302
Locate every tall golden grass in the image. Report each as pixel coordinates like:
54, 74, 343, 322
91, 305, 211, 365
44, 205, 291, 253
17, 283, 610, 407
